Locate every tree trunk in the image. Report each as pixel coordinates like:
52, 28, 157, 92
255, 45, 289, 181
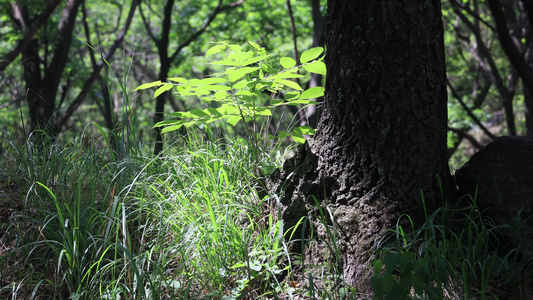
269, 1, 451, 297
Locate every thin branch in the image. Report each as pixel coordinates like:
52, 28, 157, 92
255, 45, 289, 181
487, 0, 533, 96
287, 0, 300, 65
448, 126, 483, 150
169, 0, 245, 62
451, 0, 513, 100
447, 79, 496, 140
449, 0, 496, 31
139, 1, 158, 45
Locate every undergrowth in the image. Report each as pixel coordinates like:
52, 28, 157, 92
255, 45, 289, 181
371, 193, 533, 300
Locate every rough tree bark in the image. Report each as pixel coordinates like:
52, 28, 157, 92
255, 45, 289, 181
269, 0, 451, 297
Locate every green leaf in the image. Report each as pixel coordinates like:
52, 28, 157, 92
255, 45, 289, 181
248, 41, 266, 54
168, 111, 192, 118
214, 91, 228, 100
190, 109, 210, 118
255, 107, 272, 116
293, 126, 316, 135
161, 124, 184, 133
230, 262, 246, 269
189, 78, 227, 86
270, 99, 284, 105
280, 57, 296, 68
167, 77, 188, 84
154, 120, 179, 127
300, 47, 324, 63
233, 79, 249, 89
435, 258, 448, 284
200, 85, 231, 91
207, 107, 222, 116
228, 67, 259, 82
292, 133, 305, 144
300, 87, 325, 99
242, 54, 270, 66
303, 61, 327, 75
184, 120, 196, 128
271, 71, 305, 80
134, 80, 162, 91
228, 44, 242, 51
385, 252, 403, 274
154, 83, 174, 98
286, 99, 318, 106
176, 86, 196, 96
373, 260, 383, 275
211, 60, 240, 66
206, 44, 227, 57
284, 91, 300, 100
226, 115, 241, 126
218, 105, 239, 114
277, 79, 302, 90
192, 87, 211, 96
278, 131, 290, 139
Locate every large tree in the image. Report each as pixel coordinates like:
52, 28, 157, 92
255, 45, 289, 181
270, 0, 451, 296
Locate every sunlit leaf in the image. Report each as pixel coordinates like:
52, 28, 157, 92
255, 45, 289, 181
270, 99, 284, 105
211, 60, 240, 66
293, 126, 316, 135
176, 86, 196, 96
303, 61, 326, 75
242, 54, 270, 66
154, 83, 174, 98
214, 91, 228, 100
193, 87, 211, 96
153, 120, 178, 127
233, 79, 249, 89
292, 133, 306, 144
228, 67, 259, 82
277, 79, 302, 90
280, 57, 296, 68
184, 120, 197, 128
189, 78, 227, 86
271, 71, 305, 80
206, 44, 227, 57
284, 91, 300, 100
286, 99, 318, 106
228, 44, 242, 51
226, 115, 241, 126
300, 47, 324, 63
300, 87, 324, 99
255, 107, 272, 116
167, 77, 188, 84
134, 80, 162, 91
200, 85, 231, 91
161, 124, 184, 133
248, 41, 266, 54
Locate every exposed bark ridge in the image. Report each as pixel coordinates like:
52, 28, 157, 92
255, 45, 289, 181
270, 1, 450, 296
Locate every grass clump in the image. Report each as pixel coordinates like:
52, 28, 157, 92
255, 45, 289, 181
371, 194, 533, 300
0, 128, 296, 299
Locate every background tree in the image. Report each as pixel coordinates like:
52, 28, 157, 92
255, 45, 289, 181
271, 0, 450, 296
445, 0, 533, 167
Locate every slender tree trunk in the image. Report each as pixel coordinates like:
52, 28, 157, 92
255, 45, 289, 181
304, 0, 326, 129
270, 1, 451, 297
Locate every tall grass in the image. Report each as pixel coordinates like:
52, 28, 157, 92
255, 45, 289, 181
0, 127, 299, 299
